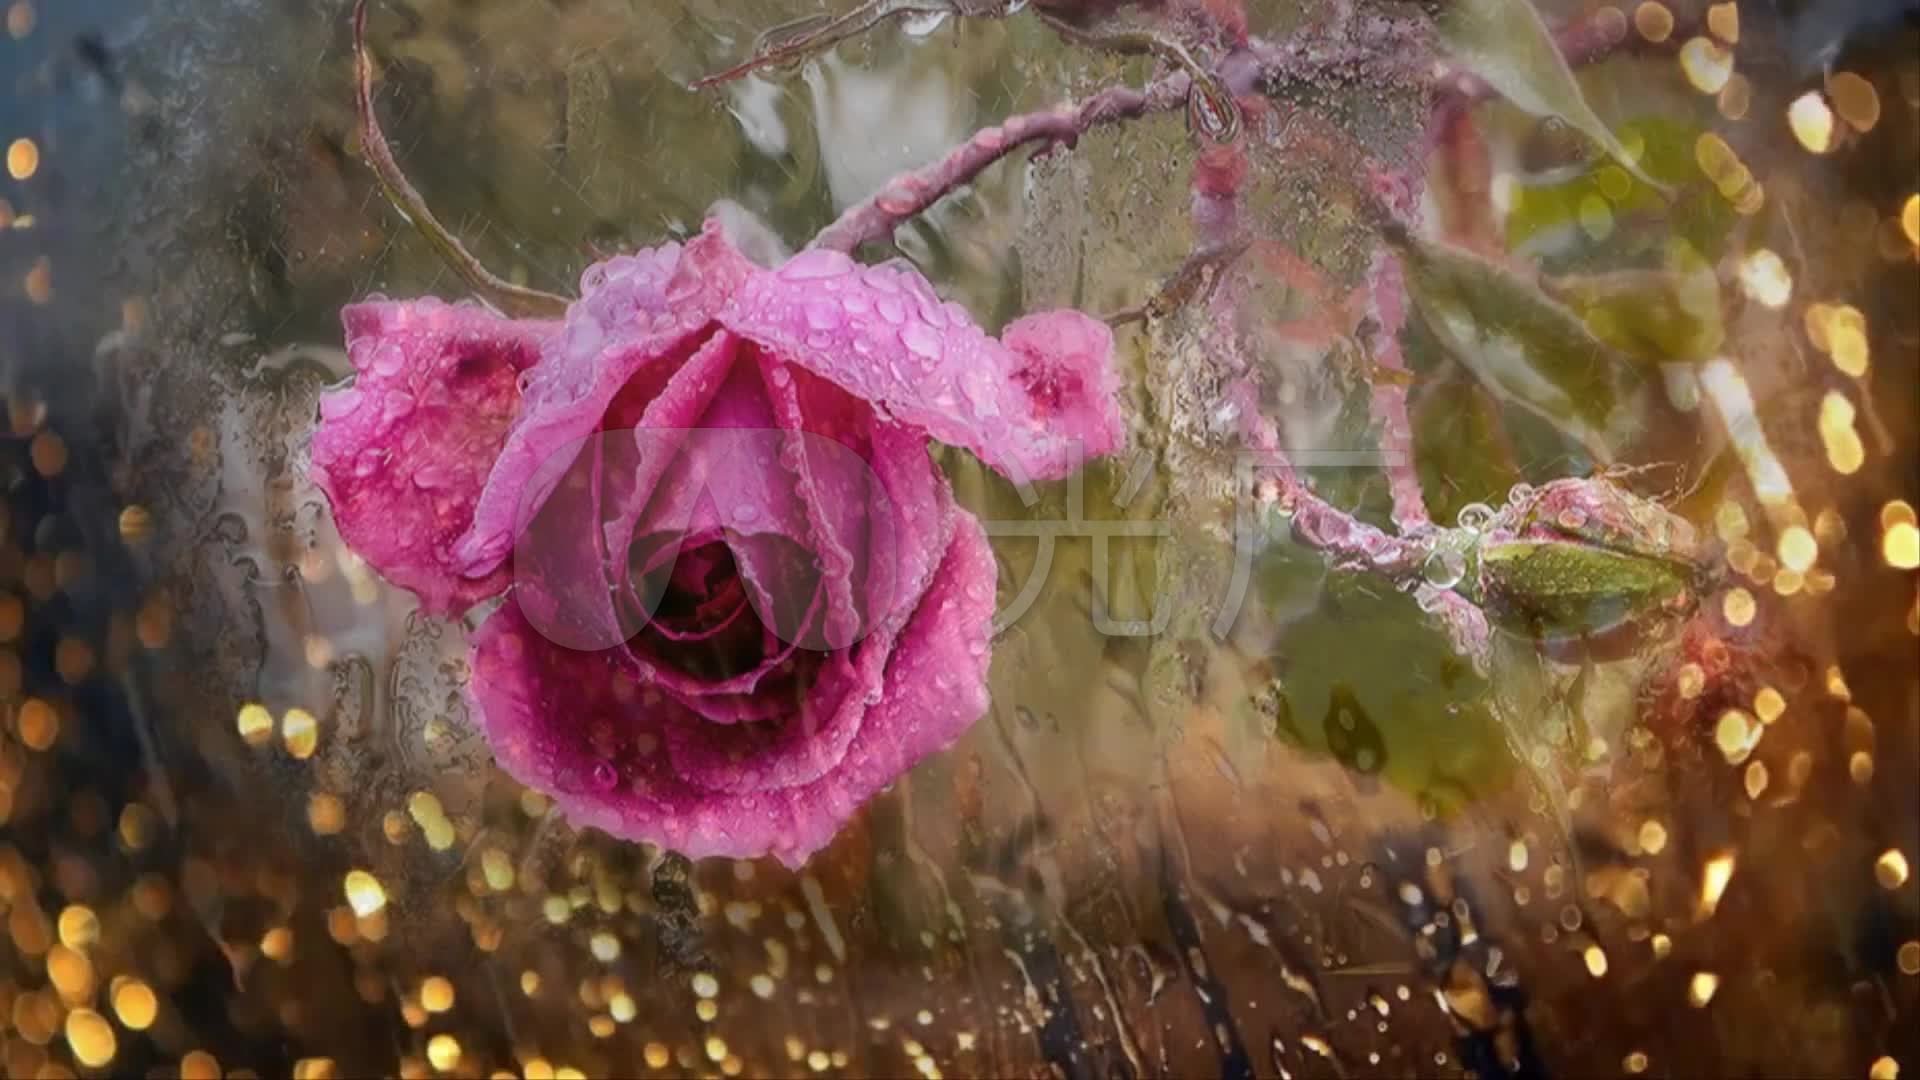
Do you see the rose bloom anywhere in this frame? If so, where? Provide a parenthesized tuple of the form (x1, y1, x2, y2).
(311, 219, 1122, 867)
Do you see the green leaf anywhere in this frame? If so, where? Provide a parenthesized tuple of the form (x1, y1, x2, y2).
(1544, 241, 1725, 364)
(1435, 0, 1673, 197)
(1502, 117, 1734, 259)
(1387, 226, 1650, 464)
(1246, 560, 1516, 814)
(1413, 368, 1522, 526)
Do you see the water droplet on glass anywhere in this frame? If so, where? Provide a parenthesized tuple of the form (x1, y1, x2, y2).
(1456, 502, 1496, 532)
(1422, 548, 1467, 589)
(901, 10, 951, 37)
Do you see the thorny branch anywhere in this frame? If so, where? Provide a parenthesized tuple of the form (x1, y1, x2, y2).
(810, 73, 1192, 253)
(350, 0, 1692, 665)
(351, 0, 570, 318)
(682, 0, 1688, 661)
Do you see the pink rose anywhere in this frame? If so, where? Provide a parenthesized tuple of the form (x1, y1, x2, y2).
(310, 219, 1123, 866)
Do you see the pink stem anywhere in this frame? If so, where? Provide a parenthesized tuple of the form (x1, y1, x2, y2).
(808, 73, 1191, 254)
(1365, 249, 1429, 532)
(1234, 407, 1426, 580)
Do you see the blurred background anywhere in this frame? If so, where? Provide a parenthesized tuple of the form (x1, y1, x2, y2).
(0, 0, 1915, 1077)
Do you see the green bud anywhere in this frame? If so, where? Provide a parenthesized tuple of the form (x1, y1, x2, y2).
(1458, 479, 1720, 641)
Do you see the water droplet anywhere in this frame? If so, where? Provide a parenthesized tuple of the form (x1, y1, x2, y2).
(768, 365, 792, 387)
(381, 391, 416, 423)
(591, 762, 619, 790)
(901, 11, 951, 37)
(876, 296, 908, 325)
(1556, 508, 1588, 532)
(805, 301, 842, 332)
(1507, 483, 1535, 506)
(319, 389, 364, 421)
(666, 270, 702, 305)
(568, 318, 605, 361)
(781, 249, 854, 281)
(368, 344, 405, 378)
(1456, 502, 1496, 532)
(733, 503, 760, 525)
(1422, 548, 1467, 589)
(959, 368, 998, 416)
(900, 323, 940, 360)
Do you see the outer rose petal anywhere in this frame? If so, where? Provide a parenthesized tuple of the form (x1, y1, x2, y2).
(707, 227, 1126, 482)
(457, 240, 752, 576)
(311, 300, 554, 614)
(468, 510, 995, 869)
(756, 510, 997, 866)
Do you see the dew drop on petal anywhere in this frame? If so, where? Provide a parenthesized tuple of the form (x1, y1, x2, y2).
(899, 322, 940, 360)
(369, 344, 405, 377)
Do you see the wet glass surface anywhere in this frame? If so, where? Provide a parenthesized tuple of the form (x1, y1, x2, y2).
(0, 0, 1916, 1077)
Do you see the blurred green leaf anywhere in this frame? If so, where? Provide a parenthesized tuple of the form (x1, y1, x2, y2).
(1413, 368, 1522, 526)
(1249, 558, 1515, 815)
(1435, 0, 1671, 195)
(1545, 240, 1724, 364)
(1388, 226, 1650, 464)
(1503, 117, 1734, 262)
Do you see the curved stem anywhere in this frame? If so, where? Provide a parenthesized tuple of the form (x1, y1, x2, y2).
(690, 0, 970, 89)
(352, 0, 569, 319)
(808, 72, 1190, 253)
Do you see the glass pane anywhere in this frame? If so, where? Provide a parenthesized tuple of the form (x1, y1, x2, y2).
(1, 0, 1914, 1077)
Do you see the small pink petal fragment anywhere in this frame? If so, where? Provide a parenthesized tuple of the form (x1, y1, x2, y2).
(311, 300, 553, 614)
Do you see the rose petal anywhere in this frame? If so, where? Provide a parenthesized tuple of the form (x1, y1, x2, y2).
(759, 357, 877, 650)
(458, 240, 754, 577)
(507, 431, 624, 652)
(630, 352, 813, 547)
(758, 511, 996, 866)
(311, 300, 553, 614)
(502, 326, 738, 652)
(862, 419, 954, 635)
(711, 225, 1126, 482)
(469, 509, 996, 868)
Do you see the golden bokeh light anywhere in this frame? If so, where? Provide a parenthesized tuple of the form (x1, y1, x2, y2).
(6, 137, 37, 180)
